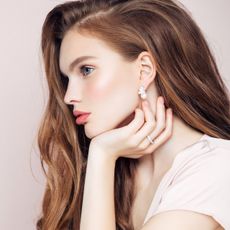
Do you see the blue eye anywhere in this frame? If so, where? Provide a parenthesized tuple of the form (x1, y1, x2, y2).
(80, 65, 94, 77)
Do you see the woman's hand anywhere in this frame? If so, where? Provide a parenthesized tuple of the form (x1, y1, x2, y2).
(88, 96, 173, 161)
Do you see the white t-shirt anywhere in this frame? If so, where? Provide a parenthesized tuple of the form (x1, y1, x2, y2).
(143, 134, 230, 229)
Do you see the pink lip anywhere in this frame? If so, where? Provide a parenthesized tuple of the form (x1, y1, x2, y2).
(76, 113, 90, 125)
(73, 110, 90, 117)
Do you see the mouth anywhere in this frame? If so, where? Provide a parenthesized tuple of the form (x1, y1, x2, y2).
(75, 113, 91, 125)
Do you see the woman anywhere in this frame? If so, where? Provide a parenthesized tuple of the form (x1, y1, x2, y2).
(36, 0, 230, 229)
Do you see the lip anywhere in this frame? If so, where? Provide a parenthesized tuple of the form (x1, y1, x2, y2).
(73, 110, 91, 117)
(75, 113, 90, 125)
(73, 110, 91, 125)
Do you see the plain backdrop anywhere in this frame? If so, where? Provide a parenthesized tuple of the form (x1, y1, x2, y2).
(0, 0, 229, 229)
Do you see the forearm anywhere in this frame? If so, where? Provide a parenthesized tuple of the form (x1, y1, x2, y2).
(80, 150, 117, 230)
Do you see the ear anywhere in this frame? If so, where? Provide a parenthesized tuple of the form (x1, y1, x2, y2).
(137, 51, 157, 89)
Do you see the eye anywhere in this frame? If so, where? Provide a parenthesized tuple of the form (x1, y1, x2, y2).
(80, 65, 94, 77)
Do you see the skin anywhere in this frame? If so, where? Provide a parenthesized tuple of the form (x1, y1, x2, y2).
(59, 29, 221, 229)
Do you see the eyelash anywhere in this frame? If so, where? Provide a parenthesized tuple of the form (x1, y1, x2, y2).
(79, 65, 94, 77)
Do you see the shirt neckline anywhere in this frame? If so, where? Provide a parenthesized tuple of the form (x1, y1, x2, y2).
(142, 133, 209, 225)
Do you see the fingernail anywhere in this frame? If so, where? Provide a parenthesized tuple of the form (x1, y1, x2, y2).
(142, 100, 148, 106)
(159, 97, 164, 104)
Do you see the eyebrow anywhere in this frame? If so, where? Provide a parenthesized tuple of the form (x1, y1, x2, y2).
(60, 55, 97, 75)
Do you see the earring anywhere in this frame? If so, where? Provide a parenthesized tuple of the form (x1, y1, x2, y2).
(138, 85, 147, 100)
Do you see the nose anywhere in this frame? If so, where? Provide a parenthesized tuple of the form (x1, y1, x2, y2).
(64, 93, 79, 105)
(64, 80, 82, 105)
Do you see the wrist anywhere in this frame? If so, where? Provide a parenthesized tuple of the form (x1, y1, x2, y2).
(88, 147, 117, 165)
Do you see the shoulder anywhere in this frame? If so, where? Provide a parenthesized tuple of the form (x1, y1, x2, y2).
(174, 134, 230, 180)
(168, 135, 230, 193)
(141, 210, 221, 230)
(141, 135, 230, 230)
(197, 135, 230, 177)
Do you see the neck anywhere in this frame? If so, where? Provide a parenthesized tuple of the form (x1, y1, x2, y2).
(153, 115, 203, 169)
(135, 114, 204, 192)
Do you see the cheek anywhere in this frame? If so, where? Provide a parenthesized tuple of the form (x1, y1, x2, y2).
(86, 71, 120, 101)
(87, 80, 109, 100)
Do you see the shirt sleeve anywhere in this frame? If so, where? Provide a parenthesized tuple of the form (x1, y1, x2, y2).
(154, 148, 230, 230)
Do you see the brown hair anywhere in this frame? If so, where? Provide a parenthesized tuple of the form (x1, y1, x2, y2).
(36, 0, 230, 229)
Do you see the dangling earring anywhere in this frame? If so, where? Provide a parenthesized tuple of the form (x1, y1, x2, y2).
(138, 85, 147, 100)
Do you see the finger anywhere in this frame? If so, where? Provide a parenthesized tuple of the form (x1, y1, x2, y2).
(132, 96, 164, 148)
(143, 96, 166, 142)
(124, 108, 145, 135)
(144, 108, 173, 154)
(127, 100, 156, 149)
(142, 100, 155, 123)
(124, 98, 156, 136)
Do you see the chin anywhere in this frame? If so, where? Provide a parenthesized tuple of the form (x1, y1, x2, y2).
(83, 123, 98, 139)
(83, 110, 136, 139)
(83, 122, 111, 139)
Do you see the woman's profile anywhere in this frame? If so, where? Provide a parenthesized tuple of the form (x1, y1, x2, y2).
(36, 0, 230, 229)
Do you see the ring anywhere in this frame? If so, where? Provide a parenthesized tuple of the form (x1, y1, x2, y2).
(147, 135, 155, 144)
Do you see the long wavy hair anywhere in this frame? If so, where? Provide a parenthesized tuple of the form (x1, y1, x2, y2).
(36, 0, 230, 229)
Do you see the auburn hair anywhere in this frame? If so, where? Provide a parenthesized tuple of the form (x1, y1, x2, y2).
(36, 0, 230, 229)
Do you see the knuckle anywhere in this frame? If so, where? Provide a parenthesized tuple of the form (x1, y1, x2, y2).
(137, 144, 145, 151)
(145, 147, 153, 154)
(127, 139, 137, 148)
(157, 122, 165, 132)
(148, 121, 155, 129)
(164, 124, 173, 135)
(166, 128, 173, 137)
(138, 113, 145, 126)
(139, 110, 144, 118)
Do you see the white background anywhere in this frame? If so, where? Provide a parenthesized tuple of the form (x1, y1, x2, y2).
(0, 1, 229, 229)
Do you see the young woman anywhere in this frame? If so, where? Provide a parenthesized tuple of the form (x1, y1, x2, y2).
(36, 0, 230, 229)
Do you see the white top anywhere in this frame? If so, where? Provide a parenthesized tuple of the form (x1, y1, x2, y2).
(143, 134, 230, 229)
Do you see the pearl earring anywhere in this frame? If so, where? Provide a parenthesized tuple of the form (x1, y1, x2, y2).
(138, 85, 147, 100)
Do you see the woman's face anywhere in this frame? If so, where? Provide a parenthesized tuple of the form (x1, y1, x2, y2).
(59, 30, 142, 139)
